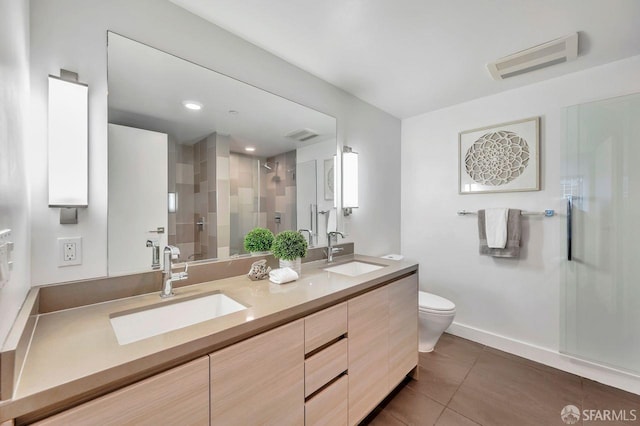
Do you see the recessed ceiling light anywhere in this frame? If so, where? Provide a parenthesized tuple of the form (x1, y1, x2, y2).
(245, 146, 256, 152)
(228, 110, 239, 115)
(182, 101, 203, 110)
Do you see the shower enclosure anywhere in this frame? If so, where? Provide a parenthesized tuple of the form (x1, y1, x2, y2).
(561, 92, 640, 373)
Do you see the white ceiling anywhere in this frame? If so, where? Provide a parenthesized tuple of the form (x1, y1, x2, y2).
(108, 33, 335, 157)
(170, 0, 640, 119)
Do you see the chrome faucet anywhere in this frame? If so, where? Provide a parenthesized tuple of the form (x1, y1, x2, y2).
(161, 245, 188, 298)
(146, 240, 161, 270)
(298, 229, 314, 247)
(327, 231, 345, 263)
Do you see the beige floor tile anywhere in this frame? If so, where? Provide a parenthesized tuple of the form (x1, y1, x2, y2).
(367, 335, 640, 426)
(582, 379, 640, 425)
(435, 409, 480, 426)
(410, 351, 473, 405)
(448, 350, 583, 426)
(385, 385, 445, 426)
(430, 334, 485, 368)
(363, 408, 408, 425)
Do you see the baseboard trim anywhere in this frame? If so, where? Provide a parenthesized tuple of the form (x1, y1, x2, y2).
(447, 322, 640, 395)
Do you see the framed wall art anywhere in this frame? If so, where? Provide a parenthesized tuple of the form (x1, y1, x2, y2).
(459, 116, 540, 194)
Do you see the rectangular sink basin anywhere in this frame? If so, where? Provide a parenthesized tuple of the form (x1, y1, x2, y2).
(324, 261, 385, 277)
(110, 292, 247, 345)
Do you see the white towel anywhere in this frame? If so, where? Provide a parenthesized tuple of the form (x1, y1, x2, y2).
(485, 208, 509, 248)
(269, 267, 299, 284)
(327, 208, 337, 233)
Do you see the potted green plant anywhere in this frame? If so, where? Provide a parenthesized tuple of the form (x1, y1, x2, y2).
(271, 230, 308, 275)
(243, 227, 275, 255)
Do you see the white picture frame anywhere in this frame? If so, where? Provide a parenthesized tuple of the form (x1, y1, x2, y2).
(459, 116, 540, 194)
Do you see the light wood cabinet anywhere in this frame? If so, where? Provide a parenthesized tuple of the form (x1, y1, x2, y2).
(304, 302, 347, 354)
(347, 285, 389, 425)
(31, 272, 417, 426)
(34, 357, 209, 426)
(305, 339, 348, 397)
(388, 275, 419, 389)
(347, 274, 419, 425)
(209, 320, 304, 425)
(305, 375, 348, 426)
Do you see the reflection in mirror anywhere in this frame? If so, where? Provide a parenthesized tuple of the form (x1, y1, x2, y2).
(107, 32, 337, 275)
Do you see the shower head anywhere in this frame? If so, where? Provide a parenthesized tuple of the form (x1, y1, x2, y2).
(262, 161, 278, 171)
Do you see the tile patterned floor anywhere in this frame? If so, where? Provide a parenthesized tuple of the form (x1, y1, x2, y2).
(362, 333, 640, 425)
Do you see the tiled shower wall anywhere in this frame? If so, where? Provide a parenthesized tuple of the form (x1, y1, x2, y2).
(168, 140, 195, 261)
(169, 137, 297, 259)
(168, 134, 218, 262)
(229, 153, 266, 255)
(265, 150, 297, 234)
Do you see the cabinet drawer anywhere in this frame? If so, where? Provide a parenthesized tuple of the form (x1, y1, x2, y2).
(34, 357, 210, 426)
(305, 374, 348, 426)
(305, 338, 348, 397)
(305, 302, 347, 354)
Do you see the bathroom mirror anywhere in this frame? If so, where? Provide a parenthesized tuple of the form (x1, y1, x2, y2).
(107, 32, 337, 275)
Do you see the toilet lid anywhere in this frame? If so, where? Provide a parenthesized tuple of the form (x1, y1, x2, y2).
(419, 291, 455, 311)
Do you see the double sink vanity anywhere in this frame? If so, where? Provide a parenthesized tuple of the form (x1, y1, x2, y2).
(0, 250, 418, 425)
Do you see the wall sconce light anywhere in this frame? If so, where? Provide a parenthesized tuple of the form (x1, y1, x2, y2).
(168, 192, 178, 213)
(342, 146, 358, 216)
(48, 70, 88, 224)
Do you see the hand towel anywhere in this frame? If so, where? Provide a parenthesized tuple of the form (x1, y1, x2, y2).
(478, 209, 522, 258)
(327, 208, 337, 233)
(269, 267, 299, 284)
(485, 208, 509, 248)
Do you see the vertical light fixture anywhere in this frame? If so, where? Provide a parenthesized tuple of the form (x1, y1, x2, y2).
(342, 146, 358, 216)
(48, 70, 88, 224)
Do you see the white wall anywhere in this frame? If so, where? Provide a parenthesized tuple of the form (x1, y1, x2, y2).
(297, 139, 337, 247)
(0, 0, 31, 344)
(402, 55, 640, 390)
(28, 0, 401, 286)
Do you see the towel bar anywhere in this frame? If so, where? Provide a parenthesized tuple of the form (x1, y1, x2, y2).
(457, 209, 555, 217)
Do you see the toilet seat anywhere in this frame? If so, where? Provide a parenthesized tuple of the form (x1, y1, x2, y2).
(419, 291, 455, 313)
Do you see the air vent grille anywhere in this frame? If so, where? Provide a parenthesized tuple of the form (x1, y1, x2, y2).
(487, 33, 578, 80)
(286, 128, 319, 142)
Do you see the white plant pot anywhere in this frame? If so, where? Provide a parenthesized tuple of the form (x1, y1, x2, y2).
(279, 258, 302, 276)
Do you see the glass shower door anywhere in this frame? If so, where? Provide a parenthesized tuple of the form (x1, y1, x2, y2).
(561, 92, 640, 373)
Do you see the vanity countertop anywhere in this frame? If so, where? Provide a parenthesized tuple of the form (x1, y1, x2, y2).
(0, 254, 418, 422)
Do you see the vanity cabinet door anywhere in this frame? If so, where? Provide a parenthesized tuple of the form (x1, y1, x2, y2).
(209, 320, 304, 425)
(347, 285, 389, 425)
(34, 356, 209, 426)
(388, 274, 419, 390)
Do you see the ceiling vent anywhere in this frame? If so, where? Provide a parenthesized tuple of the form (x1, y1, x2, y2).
(286, 128, 319, 142)
(487, 33, 579, 80)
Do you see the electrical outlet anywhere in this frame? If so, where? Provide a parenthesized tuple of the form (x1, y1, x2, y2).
(58, 237, 82, 267)
(64, 242, 76, 261)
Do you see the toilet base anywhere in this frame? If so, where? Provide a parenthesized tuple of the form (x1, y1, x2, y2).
(418, 310, 455, 354)
(418, 345, 435, 353)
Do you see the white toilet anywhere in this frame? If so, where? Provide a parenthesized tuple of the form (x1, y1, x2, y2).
(418, 291, 456, 352)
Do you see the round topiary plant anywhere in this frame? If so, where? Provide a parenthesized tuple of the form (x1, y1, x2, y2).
(271, 230, 308, 261)
(243, 227, 275, 253)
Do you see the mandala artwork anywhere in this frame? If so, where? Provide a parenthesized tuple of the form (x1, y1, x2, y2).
(464, 130, 530, 186)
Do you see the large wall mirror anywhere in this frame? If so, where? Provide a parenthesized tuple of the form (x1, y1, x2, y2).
(107, 32, 338, 275)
